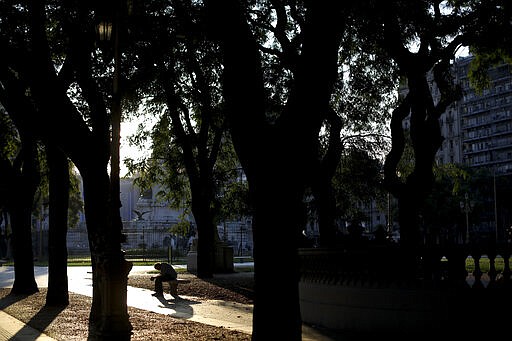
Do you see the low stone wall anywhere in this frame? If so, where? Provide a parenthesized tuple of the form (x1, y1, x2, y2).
(300, 281, 452, 332)
(298, 246, 512, 334)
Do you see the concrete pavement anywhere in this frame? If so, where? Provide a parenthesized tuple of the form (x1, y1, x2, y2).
(0, 264, 338, 340)
(67, 265, 254, 334)
(0, 310, 57, 340)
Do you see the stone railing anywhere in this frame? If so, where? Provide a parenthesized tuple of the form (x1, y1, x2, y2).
(298, 243, 512, 334)
(298, 242, 512, 288)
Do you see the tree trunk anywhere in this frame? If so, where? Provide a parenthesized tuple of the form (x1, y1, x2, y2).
(81, 167, 132, 340)
(313, 110, 343, 246)
(45, 144, 70, 306)
(311, 173, 338, 247)
(0, 157, 38, 295)
(9, 204, 38, 295)
(188, 167, 216, 278)
(192, 201, 216, 279)
(206, 2, 343, 339)
(250, 172, 303, 340)
(10, 141, 40, 295)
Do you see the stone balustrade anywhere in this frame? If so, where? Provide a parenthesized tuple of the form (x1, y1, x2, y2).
(298, 242, 512, 334)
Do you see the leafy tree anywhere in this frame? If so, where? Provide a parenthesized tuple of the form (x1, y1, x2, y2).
(419, 163, 469, 244)
(206, 1, 511, 337)
(216, 167, 251, 224)
(68, 168, 85, 229)
(0, 73, 42, 295)
(463, 0, 512, 91)
(364, 1, 472, 269)
(1, 1, 134, 337)
(206, 1, 348, 339)
(373, 1, 511, 267)
(123, 0, 241, 277)
(333, 147, 384, 228)
(30, 147, 83, 306)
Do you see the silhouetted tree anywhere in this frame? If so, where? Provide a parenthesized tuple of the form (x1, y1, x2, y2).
(206, 1, 347, 339)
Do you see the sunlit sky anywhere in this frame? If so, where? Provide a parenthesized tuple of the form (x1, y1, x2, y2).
(120, 115, 155, 177)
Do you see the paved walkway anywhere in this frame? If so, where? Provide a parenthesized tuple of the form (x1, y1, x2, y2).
(0, 264, 337, 340)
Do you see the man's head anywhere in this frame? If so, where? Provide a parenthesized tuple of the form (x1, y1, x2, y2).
(154, 263, 162, 270)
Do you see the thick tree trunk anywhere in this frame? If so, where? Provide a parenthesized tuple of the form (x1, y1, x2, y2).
(250, 173, 303, 340)
(45, 144, 70, 306)
(314, 111, 343, 246)
(9, 205, 38, 295)
(0, 158, 38, 295)
(312, 174, 338, 247)
(192, 203, 216, 279)
(10, 142, 40, 295)
(207, 2, 343, 339)
(81, 167, 132, 340)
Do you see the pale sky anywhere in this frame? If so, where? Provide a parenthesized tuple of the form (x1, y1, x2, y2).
(120, 114, 155, 177)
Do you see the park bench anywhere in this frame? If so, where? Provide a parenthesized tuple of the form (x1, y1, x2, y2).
(166, 278, 191, 297)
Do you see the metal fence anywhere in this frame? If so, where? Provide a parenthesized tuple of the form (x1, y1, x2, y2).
(122, 226, 190, 263)
(27, 219, 253, 262)
(30, 224, 190, 263)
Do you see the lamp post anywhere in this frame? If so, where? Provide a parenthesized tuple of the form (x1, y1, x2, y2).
(460, 193, 474, 244)
(97, 12, 122, 235)
(239, 223, 244, 257)
(93, 7, 133, 339)
(493, 170, 498, 243)
(96, 21, 112, 41)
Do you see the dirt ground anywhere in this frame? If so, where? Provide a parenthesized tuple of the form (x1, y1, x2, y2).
(0, 271, 254, 340)
(128, 271, 254, 305)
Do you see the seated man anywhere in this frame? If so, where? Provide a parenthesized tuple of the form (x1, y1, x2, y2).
(150, 262, 177, 297)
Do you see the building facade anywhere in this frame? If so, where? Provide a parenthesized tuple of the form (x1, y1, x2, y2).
(437, 56, 512, 175)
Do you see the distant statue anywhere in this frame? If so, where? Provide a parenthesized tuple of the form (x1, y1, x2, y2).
(133, 209, 151, 221)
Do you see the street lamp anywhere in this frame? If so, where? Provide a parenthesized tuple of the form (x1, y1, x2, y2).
(96, 13, 122, 234)
(96, 21, 113, 41)
(239, 223, 244, 257)
(460, 193, 474, 243)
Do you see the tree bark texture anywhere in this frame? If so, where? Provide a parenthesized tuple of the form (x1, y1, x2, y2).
(81, 167, 133, 340)
(10, 141, 40, 295)
(46, 143, 70, 306)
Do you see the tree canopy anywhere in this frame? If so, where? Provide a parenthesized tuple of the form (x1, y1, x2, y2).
(1, 0, 511, 339)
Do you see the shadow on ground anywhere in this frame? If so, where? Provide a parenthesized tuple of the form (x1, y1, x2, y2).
(154, 295, 200, 318)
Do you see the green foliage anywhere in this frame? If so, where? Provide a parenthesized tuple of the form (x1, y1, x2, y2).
(169, 217, 192, 237)
(433, 162, 469, 196)
(461, 0, 512, 92)
(0, 107, 20, 160)
(1, 0, 510, 254)
(420, 163, 467, 233)
(333, 147, 383, 222)
(217, 171, 250, 223)
(468, 51, 512, 93)
(122, 1, 246, 229)
(68, 166, 84, 229)
(30, 147, 83, 229)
